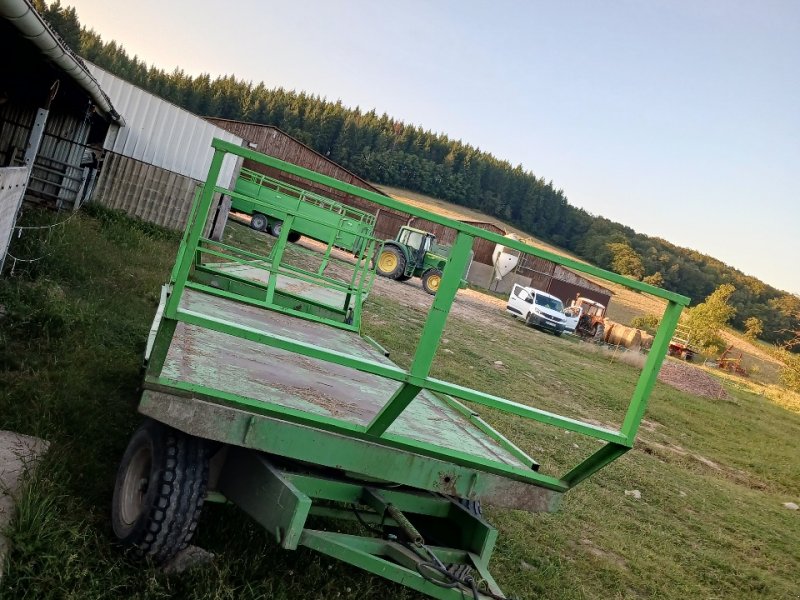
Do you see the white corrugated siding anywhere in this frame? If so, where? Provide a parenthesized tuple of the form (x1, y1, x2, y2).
(86, 62, 242, 187)
(0, 166, 28, 268)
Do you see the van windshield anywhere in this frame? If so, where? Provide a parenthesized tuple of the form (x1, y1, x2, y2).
(535, 295, 563, 312)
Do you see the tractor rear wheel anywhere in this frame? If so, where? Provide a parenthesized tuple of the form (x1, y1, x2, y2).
(375, 246, 406, 279)
(111, 420, 210, 564)
(421, 269, 442, 295)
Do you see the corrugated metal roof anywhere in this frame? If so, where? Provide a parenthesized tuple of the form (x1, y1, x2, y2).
(87, 63, 243, 185)
(0, 0, 121, 123)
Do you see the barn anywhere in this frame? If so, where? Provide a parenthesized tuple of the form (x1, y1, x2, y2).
(0, 0, 121, 269)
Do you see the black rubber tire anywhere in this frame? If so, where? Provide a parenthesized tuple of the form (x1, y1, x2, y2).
(594, 323, 605, 343)
(525, 312, 536, 328)
(269, 220, 282, 237)
(287, 231, 301, 243)
(111, 420, 210, 564)
(396, 274, 412, 281)
(250, 213, 268, 231)
(375, 246, 406, 279)
(555, 331, 563, 337)
(421, 269, 443, 295)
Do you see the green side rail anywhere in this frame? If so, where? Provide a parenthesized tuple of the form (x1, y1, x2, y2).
(156, 137, 690, 493)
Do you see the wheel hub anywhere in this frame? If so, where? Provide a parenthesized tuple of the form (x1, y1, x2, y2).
(378, 251, 398, 272)
(119, 446, 151, 527)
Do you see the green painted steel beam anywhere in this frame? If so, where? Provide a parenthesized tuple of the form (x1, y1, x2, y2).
(173, 307, 409, 382)
(422, 376, 628, 445)
(166, 150, 224, 317)
(145, 375, 569, 492)
(560, 442, 630, 488)
(138, 392, 569, 506)
(168, 305, 626, 445)
(365, 383, 423, 436)
(210, 138, 690, 305)
(217, 448, 311, 549)
(299, 531, 502, 600)
(286, 474, 453, 517)
(621, 300, 684, 444)
(437, 394, 539, 469)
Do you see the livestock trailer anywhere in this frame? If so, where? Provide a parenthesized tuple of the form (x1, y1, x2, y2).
(232, 167, 376, 254)
(111, 138, 690, 599)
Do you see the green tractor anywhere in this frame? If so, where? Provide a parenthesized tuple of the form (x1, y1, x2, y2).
(375, 226, 454, 294)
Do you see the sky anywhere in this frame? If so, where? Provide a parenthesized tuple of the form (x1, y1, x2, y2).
(68, 0, 799, 294)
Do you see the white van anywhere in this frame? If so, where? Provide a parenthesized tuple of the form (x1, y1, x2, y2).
(506, 284, 567, 336)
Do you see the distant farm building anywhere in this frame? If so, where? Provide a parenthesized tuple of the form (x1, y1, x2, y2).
(86, 64, 242, 230)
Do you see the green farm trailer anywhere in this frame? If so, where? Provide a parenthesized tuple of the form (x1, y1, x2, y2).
(111, 139, 690, 599)
(232, 167, 376, 254)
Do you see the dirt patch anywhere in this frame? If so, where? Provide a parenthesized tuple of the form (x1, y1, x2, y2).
(637, 438, 768, 490)
(658, 361, 728, 399)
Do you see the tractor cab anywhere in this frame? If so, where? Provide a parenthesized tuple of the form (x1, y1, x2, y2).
(397, 226, 436, 268)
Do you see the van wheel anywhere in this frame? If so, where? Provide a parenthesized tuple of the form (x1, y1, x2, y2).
(250, 213, 268, 231)
(111, 420, 210, 563)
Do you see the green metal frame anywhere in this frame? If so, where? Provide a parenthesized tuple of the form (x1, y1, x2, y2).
(147, 137, 690, 499)
(215, 447, 505, 599)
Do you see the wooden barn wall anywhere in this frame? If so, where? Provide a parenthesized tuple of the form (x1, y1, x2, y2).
(204, 120, 515, 262)
(205, 120, 383, 203)
(514, 254, 613, 307)
(516, 255, 556, 291)
(406, 217, 503, 265)
(548, 279, 612, 308)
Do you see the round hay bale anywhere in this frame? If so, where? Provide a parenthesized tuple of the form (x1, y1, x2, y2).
(606, 324, 642, 350)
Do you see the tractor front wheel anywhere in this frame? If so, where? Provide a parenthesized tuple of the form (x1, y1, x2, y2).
(375, 246, 406, 279)
(421, 269, 442, 295)
(111, 420, 210, 563)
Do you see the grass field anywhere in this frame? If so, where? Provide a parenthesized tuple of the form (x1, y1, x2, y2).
(1, 207, 799, 599)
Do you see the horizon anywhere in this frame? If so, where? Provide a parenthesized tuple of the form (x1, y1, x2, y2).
(66, 0, 799, 294)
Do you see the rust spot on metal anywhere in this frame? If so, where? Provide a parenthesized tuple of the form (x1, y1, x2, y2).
(436, 472, 459, 495)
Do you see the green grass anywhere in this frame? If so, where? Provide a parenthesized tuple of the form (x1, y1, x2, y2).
(1, 207, 799, 599)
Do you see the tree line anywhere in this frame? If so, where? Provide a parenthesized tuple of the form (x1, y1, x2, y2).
(34, 1, 800, 347)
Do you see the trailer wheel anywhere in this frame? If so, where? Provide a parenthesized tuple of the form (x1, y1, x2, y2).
(375, 246, 406, 279)
(250, 213, 268, 231)
(288, 231, 301, 243)
(269, 220, 282, 237)
(111, 420, 210, 563)
(421, 269, 442, 295)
